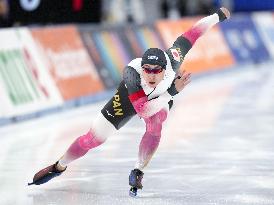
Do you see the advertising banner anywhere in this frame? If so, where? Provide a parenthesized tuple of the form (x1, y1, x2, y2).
(220, 14, 270, 64)
(80, 24, 165, 88)
(79, 26, 130, 88)
(0, 28, 63, 117)
(156, 18, 234, 73)
(252, 12, 274, 59)
(31, 25, 104, 100)
(124, 24, 166, 58)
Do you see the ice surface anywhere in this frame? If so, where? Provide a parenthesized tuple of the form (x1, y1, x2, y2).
(1, 64, 274, 205)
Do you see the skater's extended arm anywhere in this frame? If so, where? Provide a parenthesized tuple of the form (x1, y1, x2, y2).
(166, 7, 230, 71)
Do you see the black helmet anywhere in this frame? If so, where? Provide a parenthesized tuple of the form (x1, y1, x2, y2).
(141, 48, 167, 69)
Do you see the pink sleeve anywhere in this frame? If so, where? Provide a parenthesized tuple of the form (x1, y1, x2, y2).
(183, 13, 220, 45)
(131, 92, 172, 119)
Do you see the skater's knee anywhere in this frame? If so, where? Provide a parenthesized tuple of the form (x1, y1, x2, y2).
(78, 130, 106, 150)
(152, 109, 168, 123)
(156, 109, 168, 122)
(145, 110, 167, 135)
(145, 124, 163, 137)
(76, 114, 116, 150)
(91, 114, 116, 141)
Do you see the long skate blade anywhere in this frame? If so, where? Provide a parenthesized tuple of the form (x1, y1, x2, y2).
(28, 182, 35, 186)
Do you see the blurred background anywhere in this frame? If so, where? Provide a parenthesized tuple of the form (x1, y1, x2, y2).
(1, 0, 274, 26)
(0, 0, 274, 26)
(0, 0, 274, 123)
(1, 1, 274, 204)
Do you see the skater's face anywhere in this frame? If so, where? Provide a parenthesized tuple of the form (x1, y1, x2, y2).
(142, 64, 165, 88)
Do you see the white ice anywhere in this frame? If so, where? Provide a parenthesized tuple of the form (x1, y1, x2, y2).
(1, 63, 274, 205)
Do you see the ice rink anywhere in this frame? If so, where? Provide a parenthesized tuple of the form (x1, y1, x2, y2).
(1, 64, 274, 205)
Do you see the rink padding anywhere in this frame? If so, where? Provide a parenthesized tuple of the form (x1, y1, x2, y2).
(0, 12, 273, 125)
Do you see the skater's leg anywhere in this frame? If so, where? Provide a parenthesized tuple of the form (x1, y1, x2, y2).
(129, 109, 168, 193)
(58, 114, 116, 168)
(135, 109, 168, 170)
(29, 114, 117, 185)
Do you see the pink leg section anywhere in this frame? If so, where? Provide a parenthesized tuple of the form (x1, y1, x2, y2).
(60, 130, 105, 165)
(137, 109, 167, 169)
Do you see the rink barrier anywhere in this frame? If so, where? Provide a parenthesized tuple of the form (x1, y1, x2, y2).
(0, 12, 274, 126)
(0, 89, 114, 126)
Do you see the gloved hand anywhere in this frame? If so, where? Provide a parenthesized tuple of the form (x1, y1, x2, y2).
(167, 70, 191, 96)
(217, 7, 231, 22)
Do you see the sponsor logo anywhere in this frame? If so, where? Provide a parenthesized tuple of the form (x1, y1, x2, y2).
(113, 94, 123, 116)
(147, 55, 158, 60)
(106, 110, 114, 118)
(170, 48, 182, 62)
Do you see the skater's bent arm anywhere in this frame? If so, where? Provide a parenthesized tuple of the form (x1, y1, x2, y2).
(123, 66, 172, 118)
(166, 8, 229, 71)
(129, 92, 172, 119)
(134, 70, 192, 118)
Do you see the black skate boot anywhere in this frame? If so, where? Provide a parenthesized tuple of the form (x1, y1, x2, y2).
(28, 161, 66, 185)
(129, 169, 144, 197)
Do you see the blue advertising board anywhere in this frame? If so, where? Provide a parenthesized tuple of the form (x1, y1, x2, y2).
(252, 12, 274, 58)
(220, 14, 270, 64)
(214, 0, 274, 12)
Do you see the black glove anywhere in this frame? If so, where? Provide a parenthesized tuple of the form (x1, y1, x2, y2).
(217, 8, 227, 22)
(167, 76, 180, 96)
